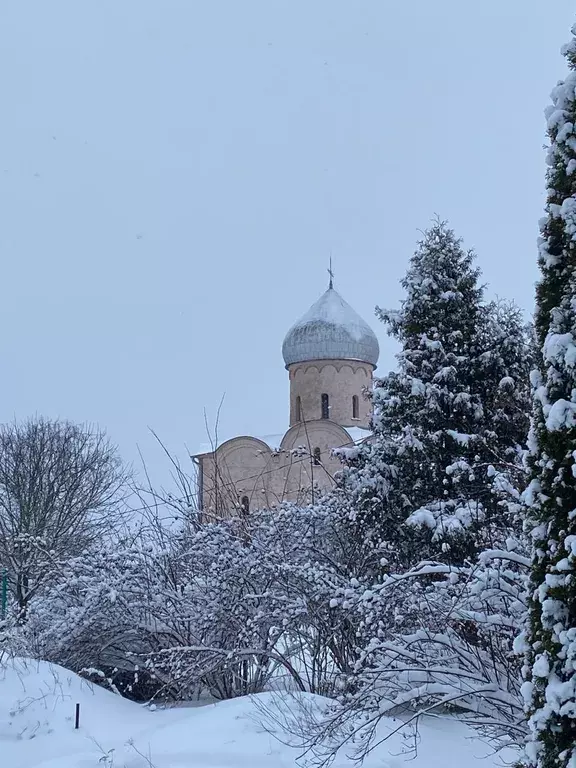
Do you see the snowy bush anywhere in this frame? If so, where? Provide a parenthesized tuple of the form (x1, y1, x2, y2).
(23, 504, 360, 703)
(284, 541, 530, 766)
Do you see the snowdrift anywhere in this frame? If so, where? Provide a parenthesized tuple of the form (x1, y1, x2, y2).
(0, 657, 517, 767)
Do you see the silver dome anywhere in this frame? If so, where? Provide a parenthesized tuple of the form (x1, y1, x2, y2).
(282, 287, 379, 368)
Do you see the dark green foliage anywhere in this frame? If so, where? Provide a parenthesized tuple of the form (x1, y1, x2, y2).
(522, 26, 576, 768)
(335, 220, 531, 572)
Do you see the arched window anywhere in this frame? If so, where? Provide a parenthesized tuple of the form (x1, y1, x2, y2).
(313, 447, 321, 465)
(352, 394, 359, 419)
(241, 495, 250, 514)
(295, 395, 302, 422)
(321, 393, 329, 419)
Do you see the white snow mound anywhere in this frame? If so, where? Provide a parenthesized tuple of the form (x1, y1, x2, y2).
(0, 657, 517, 767)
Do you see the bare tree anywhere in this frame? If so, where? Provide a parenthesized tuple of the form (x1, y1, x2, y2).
(0, 417, 129, 611)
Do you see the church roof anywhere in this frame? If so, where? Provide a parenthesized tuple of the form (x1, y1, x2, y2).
(282, 287, 380, 368)
(194, 425, 371, 456)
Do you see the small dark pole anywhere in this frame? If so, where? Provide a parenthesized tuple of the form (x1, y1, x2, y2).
(1, 569, 7, 620)
(75, 703, 80, 729)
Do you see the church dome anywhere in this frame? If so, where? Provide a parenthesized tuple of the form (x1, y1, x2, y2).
(282, 287, 379, 368)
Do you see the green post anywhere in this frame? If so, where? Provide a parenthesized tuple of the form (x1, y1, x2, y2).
(1, 568, 7, 620)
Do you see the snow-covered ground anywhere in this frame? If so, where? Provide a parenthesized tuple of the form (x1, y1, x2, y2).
(1, 658, 517, 768)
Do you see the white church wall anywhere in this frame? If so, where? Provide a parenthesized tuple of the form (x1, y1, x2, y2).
(198, 421, 358, 520)
(289, 359, 373, 428)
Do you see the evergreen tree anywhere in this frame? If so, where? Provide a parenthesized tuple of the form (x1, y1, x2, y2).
(474, 300, 533, 466)
(469, 300, 533, 540)
(340, 219, 531, 570)
(523, 27, 576, 768)
(377, 219, 486, 563)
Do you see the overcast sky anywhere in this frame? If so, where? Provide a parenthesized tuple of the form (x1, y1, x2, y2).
(0, 1, 573, 487)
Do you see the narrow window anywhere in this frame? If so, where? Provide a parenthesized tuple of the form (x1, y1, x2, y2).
(321, 393, 329, 419)
(313, 447, 321, 465)
(241, 495, 250, 514)
(295, 395, 302, 422)
(352, 394, 359, 419)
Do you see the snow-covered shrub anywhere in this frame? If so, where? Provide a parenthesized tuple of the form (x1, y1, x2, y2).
(140, 517, 285, 700)
(23, 506, 357, 703)
(0, 610, 28, 665)
(141, 502, 365, 701)
(24, 543, 167, 700)
(290, 543, 530, 766)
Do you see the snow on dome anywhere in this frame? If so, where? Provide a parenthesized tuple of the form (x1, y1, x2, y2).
(282, 287, 380, 368)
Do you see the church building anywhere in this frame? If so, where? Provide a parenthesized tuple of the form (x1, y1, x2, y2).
(195, 279, 380, 519)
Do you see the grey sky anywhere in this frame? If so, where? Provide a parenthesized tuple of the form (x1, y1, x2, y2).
(0, 1, 573, 486)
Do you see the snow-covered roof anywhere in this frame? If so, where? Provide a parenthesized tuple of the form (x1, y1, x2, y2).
(344, 426, 372, 444)
(194, 426, 371, 456)
(282, 287, 379, 368)
(194, 432, 285, 456)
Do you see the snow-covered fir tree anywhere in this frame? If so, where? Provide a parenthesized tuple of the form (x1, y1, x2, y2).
(522, 27, 576, 768)
(339, 220, 531, 570)
(475, 300, 533, 465)
(469, 299, 533, 540)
